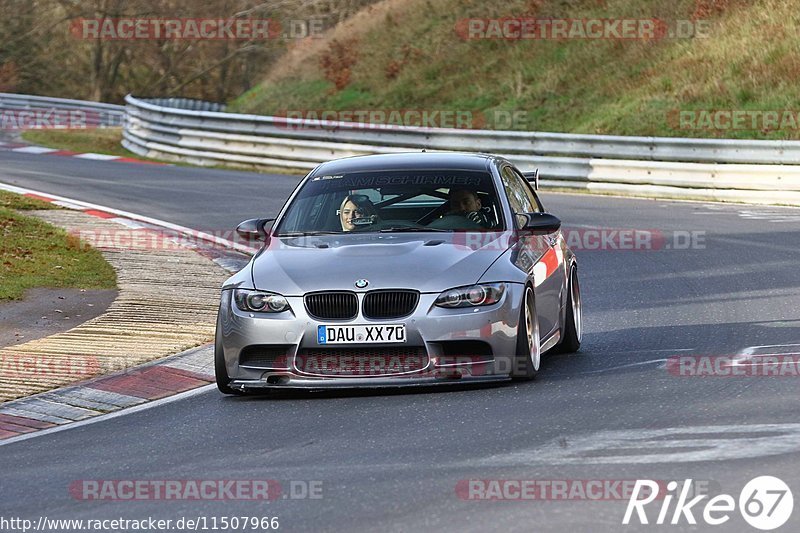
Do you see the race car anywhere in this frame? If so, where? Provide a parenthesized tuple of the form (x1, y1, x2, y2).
(215, 152, 581, 393)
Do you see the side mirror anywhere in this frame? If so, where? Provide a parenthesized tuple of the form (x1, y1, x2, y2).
(236, 218, 274, 241)
(523, 169, 540, 191)
(516, 212, 561, 234)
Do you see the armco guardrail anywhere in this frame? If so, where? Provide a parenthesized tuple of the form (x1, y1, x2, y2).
(136, 97, 226, 113)
(0, 93, 124, 128)
(123, 94, 800, 205)
(4, 92, 796, 206)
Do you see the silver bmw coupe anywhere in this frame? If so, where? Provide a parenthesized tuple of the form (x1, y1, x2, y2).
(215, 152, 581, 393)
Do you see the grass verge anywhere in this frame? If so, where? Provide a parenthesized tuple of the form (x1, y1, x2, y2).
(0, 191, 117, 301)
(20, 128, 309, 176)
(21, 128, 134, 157)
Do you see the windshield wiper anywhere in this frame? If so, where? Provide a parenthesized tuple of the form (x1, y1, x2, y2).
(378, 226, 452, 233)
(276, 231, 341, 237)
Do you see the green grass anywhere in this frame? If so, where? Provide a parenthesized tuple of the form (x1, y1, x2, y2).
(229, 0, 800, 139)
(0, 191, 117, 301)
(0, 190, 58, 211)
(20, 128, 309, 175)
(21, 128, 134, 157)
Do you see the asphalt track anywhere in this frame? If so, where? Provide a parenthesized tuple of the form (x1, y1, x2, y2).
(1, 149, 799, 532)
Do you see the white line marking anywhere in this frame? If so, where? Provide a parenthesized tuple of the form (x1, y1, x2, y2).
(732, 343, 800, 366)
(741, 344, 800, 351)
(73, 153, 121, 161)
(472, 423, 800, 465)
(51, 200, 88, 210)
(567, 358, 669, 375)
(13, 146, 58, 154)
(0, 384, 215, 447)
(110, 217, 146, 229)
(551, 349, 694, 376)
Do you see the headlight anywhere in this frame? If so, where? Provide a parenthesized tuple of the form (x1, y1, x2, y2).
(435, 283, 506, 308)
(233, 289, 290, 313)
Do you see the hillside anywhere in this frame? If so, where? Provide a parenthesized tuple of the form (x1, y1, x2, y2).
(229, 0, 800, 139)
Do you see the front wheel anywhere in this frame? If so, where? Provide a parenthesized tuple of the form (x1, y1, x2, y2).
(512, 285, 540, 380)
(554, 265, 582, 354)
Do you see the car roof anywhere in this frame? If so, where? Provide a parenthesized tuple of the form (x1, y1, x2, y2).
(308, 152, 505, 176)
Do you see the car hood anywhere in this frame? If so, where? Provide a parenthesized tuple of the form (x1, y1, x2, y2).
(251, 232, 510, 295)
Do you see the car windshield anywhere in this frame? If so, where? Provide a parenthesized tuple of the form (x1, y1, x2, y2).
(276, 169, 505, 235)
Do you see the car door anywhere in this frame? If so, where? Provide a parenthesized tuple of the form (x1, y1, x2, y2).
(499, 165, 564, 339)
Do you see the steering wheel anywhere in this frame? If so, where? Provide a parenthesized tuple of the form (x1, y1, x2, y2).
(416, 202, 451, 225)
(427, 214, 484, 230)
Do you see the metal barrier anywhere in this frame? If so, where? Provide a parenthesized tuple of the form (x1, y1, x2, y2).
(130, 97, 226, 113)
(122, 95, 800, 205)
(0, 93, 124, 128)
(4, 92, 799, 206)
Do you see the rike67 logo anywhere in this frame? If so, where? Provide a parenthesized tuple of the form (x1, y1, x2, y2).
(624, 476, 793, 530)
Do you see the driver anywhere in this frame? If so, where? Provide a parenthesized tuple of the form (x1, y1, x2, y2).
(448, 188, 491, 228)
(339, 194, 378, 231)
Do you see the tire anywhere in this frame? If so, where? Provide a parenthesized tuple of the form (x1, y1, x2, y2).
(554, 265, 582, 354)
(512, 285, 541, 381)
(214, 324, 243, 395)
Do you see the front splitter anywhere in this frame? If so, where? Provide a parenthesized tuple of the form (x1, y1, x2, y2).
(229, 373, 510, 391)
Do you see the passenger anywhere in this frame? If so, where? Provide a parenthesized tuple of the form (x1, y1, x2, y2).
(448, 188, 491, 228)
(339, 194, 378, 231)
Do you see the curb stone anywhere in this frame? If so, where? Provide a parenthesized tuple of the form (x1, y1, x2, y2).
(0, 344, 214, 441)
(0, 185, 253, 440)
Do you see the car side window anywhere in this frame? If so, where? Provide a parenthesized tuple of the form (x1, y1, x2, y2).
(500, 166, 535, 228)
(511, 169, 543, 213)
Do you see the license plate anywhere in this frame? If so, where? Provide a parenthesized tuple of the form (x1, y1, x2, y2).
(317, 324, 406, 344)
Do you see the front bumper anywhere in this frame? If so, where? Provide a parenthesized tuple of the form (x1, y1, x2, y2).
(228, 374, 510, 391)
(216, 284, 525, 391)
